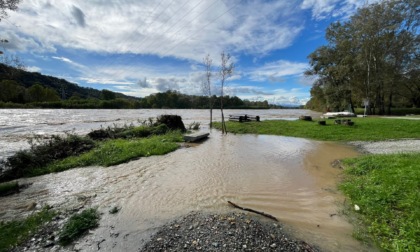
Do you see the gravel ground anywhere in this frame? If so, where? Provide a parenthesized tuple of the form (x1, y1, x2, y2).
(141, 212, 319, 252)
(349, 139, 420, 154)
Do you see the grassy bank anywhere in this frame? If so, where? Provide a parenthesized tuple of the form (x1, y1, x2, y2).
(0, 207, 56, 252)
(340, 153, 420, 251)
(213, 117, 420, 141)
(35, 132, 182, 176)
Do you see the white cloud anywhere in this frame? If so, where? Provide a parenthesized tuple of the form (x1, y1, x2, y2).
(301, 0, 379, 20)
(52, 56, 73, 64)
(234, 87, 310, 106)
(247, 60, 308, 83)
(79, 77, 135, 85)
(2, 0, 305, 61)
(26, 66, 41, 72)
(51, 56, 86, 69)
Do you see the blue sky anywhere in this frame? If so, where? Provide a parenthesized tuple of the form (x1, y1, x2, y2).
(0, 0, 376, 106)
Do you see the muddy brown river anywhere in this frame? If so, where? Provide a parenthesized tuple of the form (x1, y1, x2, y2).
(0, 109, 373, 251)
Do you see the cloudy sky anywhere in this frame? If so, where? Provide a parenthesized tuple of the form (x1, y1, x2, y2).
(1, 0, 375, 106)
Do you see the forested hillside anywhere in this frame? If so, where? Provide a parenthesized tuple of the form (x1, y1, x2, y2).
(0, 63, 136, 102)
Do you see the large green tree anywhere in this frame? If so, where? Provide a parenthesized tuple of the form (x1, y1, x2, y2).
(306, 0, 419, 114)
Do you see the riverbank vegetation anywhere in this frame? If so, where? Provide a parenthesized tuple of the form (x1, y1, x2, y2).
(0, 207, 56, 252)
(0, 115, 185, 183)
(340, 153, 420, 251)
(213, 117, 420, 141)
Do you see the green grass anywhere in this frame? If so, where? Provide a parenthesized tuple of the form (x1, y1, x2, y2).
(0, 181, 19, 196)
(0, 207, 56, 252)
(340, 153, 420, 251)
(59, 208, 100, 246)
(213, 118, 420, 141)
(29, 132, 183, 176)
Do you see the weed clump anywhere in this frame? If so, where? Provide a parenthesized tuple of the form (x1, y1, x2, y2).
(59, 208, 100, 246)
(188, 121, 201, 130)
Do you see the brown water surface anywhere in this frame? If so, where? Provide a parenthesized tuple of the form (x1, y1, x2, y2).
(0, 132, 369, 251)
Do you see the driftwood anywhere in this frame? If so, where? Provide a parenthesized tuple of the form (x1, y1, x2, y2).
(227, 201, 278, 222)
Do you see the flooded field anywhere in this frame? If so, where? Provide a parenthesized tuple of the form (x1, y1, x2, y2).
(0, 109, 371, 251)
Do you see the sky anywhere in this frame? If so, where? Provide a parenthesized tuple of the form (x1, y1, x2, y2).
(0, 0, 375, 106)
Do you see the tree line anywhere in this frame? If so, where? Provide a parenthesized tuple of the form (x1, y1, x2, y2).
(305, 0, 419, 115)
(0, 63, 271, 109)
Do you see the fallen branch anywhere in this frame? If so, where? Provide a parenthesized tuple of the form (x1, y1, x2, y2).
(227, 201, 278, 222)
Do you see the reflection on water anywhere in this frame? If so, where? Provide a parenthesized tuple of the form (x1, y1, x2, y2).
(0, 130, 369, 251)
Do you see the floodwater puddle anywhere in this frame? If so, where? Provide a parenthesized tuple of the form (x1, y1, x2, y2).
(0, 132, 370, 251)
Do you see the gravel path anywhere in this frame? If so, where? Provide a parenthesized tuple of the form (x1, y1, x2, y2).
(349, 139, 420, 154)
(141, 212, 319, 252)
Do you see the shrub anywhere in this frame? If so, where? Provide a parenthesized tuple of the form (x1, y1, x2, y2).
(156, 115, 186, 132)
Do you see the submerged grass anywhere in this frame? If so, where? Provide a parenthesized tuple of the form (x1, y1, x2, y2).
(0, 181, 19, 196)
(31, 132, 183, 176)
(0, 207, 56, 252)
(213, 117, 420, 141)
(340, 153, 420, 251)
(59, 208, 100, 246)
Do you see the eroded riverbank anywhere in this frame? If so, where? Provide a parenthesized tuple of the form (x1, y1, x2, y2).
(1, 131, 372, 251)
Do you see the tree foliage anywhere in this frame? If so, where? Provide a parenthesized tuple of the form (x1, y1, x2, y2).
(0, 0, 20, 21)
(306, 0, 420, 114)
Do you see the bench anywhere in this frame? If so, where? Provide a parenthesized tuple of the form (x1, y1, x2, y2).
(229, 114, 260, 122)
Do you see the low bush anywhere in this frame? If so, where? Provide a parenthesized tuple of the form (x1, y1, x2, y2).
(59, 208, 100, 246)
(156, 115, 186, 132)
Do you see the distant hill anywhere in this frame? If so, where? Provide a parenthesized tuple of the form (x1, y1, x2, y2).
(0, 63, 136, 101)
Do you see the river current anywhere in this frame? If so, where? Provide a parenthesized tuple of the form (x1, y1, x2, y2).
(0, 109, 371, 251)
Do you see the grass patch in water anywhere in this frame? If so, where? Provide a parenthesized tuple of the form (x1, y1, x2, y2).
(340, 153, 420, 251)
(0, 207, 56, 252)
(32, 132, 183, 175)
(213, 117, 420, 141)
(0, 181, 19, 196)
(59, 208, 100, 246)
